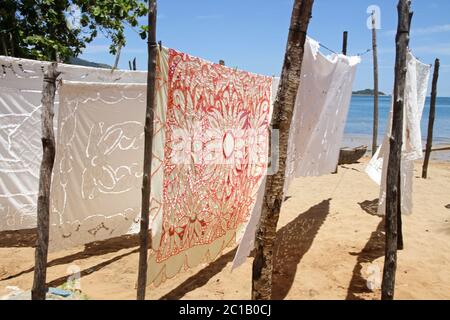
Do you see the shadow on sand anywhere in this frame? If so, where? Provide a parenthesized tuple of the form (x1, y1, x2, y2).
(46, 248, 139, 288)
(161, 199, 331, 300)
(0, 228, 37, 248)
(2, 201, 331, 299)
(0, 233, 142, 281)
(271, 199, 331, 300)
(345, 199, 385, 300)
(160, 247, 238, 300)
(358, 199, 380, 216)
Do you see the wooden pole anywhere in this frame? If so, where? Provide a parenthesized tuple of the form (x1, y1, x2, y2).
(128, 58, 137, 71)
(252, 0, 314, 300)
(381, 0, 412, 300)
(342, 31, 348, 55)
(1, 33, 8, 56)
(31, 62, 60, 300)
(136, 0, 157, 300)
(371, 11, 379, 156)
(333, 31, 349, 175)
(422, 59, 440, 179)
(112, 43, 123, 72)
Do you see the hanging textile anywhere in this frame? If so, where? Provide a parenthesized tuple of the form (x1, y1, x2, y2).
(232, 37, 361, 269)
(147, 48, 274, 286)
(49, 48, 167, 250)
(283, 37, 361, 193)
(0, 55, 146, 231)
(366, 52, 430, 216)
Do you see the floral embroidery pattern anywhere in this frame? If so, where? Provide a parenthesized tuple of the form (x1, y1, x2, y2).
(155, 49, 272, 263)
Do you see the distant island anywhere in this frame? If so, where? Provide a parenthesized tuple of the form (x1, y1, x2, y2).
(352, 89, 387, 96)
(68, 57, 112, 69)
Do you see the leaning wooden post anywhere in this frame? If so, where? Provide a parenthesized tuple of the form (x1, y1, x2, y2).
(342, 31, 348, 55)
(112, 42, 123, 72)
(1, 33, 8, 56)
(371, 11, 379, 156)
(422, 59, 440, 179)
(31, 63, 60, 300)
(252, 0, 314, 300)
(333, 31, 349, 175)
(381, 0, 412, 300)
(137, 0, 157, 300)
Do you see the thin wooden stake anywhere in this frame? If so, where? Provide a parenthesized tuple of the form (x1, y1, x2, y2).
(137, 0, 158, 300)
(371, 11, 379, 156)
(112, 43, 123, 72)
(252, 0, 314, 300)
(333, 31, 349, 175)
(381, 0, 412, 301)
(31, 62, 60, 300)
(1, 33, 8, 56)
(342, 31, 348, 55)
(422, 59, 440, 179)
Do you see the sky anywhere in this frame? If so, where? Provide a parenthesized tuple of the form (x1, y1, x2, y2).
(80, 0, 450, 96)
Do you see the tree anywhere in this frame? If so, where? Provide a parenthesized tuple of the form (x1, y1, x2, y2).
(0, 0, 149, 62)
(252, 0, 314, 300)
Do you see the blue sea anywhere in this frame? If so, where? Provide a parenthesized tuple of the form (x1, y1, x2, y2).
(343, 96, 450, 158)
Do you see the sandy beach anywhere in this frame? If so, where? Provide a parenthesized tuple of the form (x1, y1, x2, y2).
(1, 158, 449, 300)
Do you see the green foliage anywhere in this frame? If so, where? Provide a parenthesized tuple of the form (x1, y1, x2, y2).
(0, 0, 149, 62)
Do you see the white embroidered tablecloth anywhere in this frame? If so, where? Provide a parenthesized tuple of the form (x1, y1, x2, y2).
(366, 52, 431, 216)
(232, 37, 360, 269)
(0, 55, 146, 231)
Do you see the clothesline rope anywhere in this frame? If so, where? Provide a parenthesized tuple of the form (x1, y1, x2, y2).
(319, 42, 371, 57)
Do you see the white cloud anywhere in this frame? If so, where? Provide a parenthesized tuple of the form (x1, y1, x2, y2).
(122, 47, 146, 54)
(196, 14, 223, 20)
(83, 45, 146, 55)
(413, 24, 450, 35)
(83, 45, 110, 54)
(413, 44, 450, 56)
(384, 24, 450, 37)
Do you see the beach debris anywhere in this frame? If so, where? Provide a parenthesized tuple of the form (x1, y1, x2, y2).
(48, 287, 72, 297)
(1, 286, 23, 300)
(1, 285, 87, 300)
(445, 204, 450, 209)
(366, 264, 382, 291)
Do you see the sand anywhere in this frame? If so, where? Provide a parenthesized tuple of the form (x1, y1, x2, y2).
(1, 158, 449, 300)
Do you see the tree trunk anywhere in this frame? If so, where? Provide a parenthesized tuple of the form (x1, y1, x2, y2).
(112, 43, 123, 71)
(31, 63, 60, 300)
(1, 33, 8, 56)
(422, 59, 440, 179)
(252, 0, 314, 300)
(381, 0, 412, 301)
(342, 31, 348, 55)
(136, 0, 157, 300)
(371, 12, 379, 156)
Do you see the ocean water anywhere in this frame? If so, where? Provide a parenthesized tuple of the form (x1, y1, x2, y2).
(343, 96, 450, 154)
